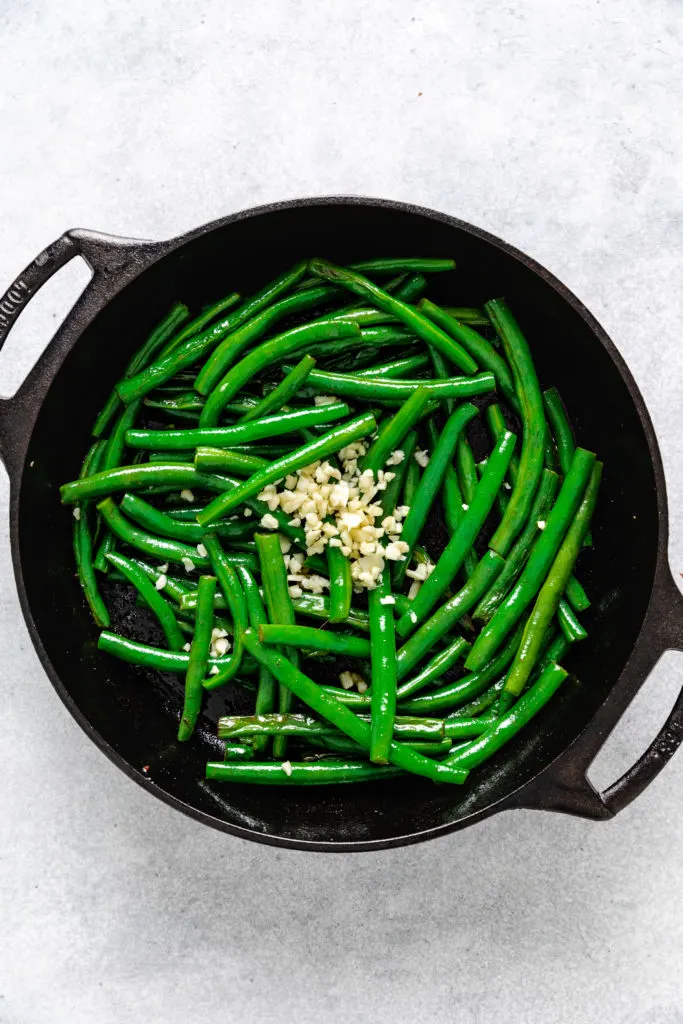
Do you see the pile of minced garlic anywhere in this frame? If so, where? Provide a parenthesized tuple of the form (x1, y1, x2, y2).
(254, 437, 432, 595)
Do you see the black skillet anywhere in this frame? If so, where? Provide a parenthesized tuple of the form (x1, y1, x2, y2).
(1, 197, 682, 851)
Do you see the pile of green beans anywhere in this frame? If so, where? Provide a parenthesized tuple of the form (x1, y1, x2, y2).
(61, 256, 600, 788)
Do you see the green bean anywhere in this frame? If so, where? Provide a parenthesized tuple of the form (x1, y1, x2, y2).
(327, 543, 352, 623)
(543, 387, 576, 476)
(455, 434, 477, 506)
(98, 630, 248, 674)
(302, 327, 417, 365)
(255, 533, 299, 758)
(192, 446, 268, 477)
(146, 451, 200, 464)
(179, 587, 371, 632)
(97, 498, 208, 567)
(302, 553, 329, 577)
(465, 447, 596, 672)
(483, 403, 521, 521)
(325, 287, 425, 328)
(438, 428, 475, 581)
(120, 492, 254, 543)
(236, 355, 316, 425)
(380, 430, 417, 516)
(201, 535, 249, 690)
(566, 574, 591, 612)
(198, 321, 361, 426)
(145, 393, 204, 416)
(394, 404, 479, 587)
(485, 299, 547, 556)
(354, 354, 431, 379)
(426, 342, 455, 415)
(150, 408, 203, 424)
(444, 716, 497, 739)
(441, 463, 463, 536)
(502, 462, 601, 703)
(447, 678, 506, 719)
(105, 551, 185, 650)
(308, 259, 478, 373)
(445, 663, 568, 769)
(235, 565, 276, 752)
(159, 292, 242, 358)
(391, 272, 428, 302)
(398, 626, 523, 714)
(396, 431, 516, 635)
(539, 632, 570, 670)
(473, 469, 560, 624)
(484, 403, 519, 473)
(62, 464, 306, 544)
(307, 737, 452, 757)
(61, 463, 237, 504)
(102, 399, 142, 471)
(127, 402, 351, 450)
(349, 258, 456, 275)
(128, 557, 194, 603)
(178, 575, 216, 741)
(93, 302, 190, 437)
(223, 744, 255, 761)
(218, 713, 445, 741)
(296, 366, 496, 404)
(242, 631, 468, 784)
(317, 687, 372, 707)
(119, 261, 310, 403)
(544, 385, 593, 551)
(144, 393, 257, 415)
(97, 497, 257, 571)
(197, 412, 376, 526)
(167, 487, 305, 544)
(395, 551, 503, 672)
(557, 600, 587, 643)
(428, 418, 478, 578)
(361, 388, 432, 475)
(402, 455, 421, 507)
(368, 570, 398, 764)
(193, 282, 339, 395)
(258, 623, 370, 658)
(73, 441, 110, 627)
(165, 505, 217, 521)
(523, 394, 593, 597)
(328, 308, 399, 326)
(418, 299, 517, 404)
(442, 306, 490, 326)
(224, 444, 294, 458)
(205, 760, 405, 785)
(395, 635, 471, 699)
(92, 531, 115, 573)
(303, 267, 427, 298)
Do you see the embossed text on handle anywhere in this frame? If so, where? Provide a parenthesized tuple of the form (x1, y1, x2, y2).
(0, 278, 29, 331)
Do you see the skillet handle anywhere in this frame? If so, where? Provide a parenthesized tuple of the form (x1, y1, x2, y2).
(601, 571, 683, 814)
(0, 233, 80, 349)
(0, 228, 150, 351)
(511, 567, 683, 821)
(0, 228, 160, 474)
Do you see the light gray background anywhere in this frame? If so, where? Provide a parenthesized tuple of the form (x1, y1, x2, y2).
(1, 2, 682, 1022)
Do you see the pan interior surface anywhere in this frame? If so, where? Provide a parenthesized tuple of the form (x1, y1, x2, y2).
(17, 201, 659, 846)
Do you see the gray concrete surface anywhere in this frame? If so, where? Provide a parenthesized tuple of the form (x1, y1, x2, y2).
(1, 2, 683, 1021)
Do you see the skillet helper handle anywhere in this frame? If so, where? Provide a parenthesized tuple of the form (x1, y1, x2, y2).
(0, 227, 153, 352)
(0, 233, 83, 350)
(601, 570, 683, 814)
(520, 567, 683, 821)
(0, 228, 156, 472)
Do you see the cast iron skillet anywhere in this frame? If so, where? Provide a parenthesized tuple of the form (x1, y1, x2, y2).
(1, 197, 682, 852)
